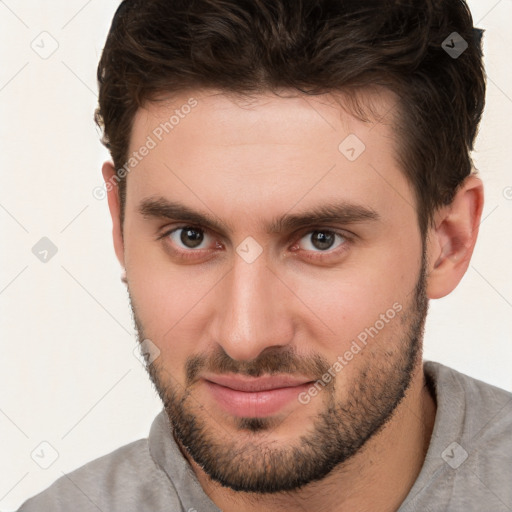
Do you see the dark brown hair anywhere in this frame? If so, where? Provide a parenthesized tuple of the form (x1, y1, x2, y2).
(95, 0, 485, 238)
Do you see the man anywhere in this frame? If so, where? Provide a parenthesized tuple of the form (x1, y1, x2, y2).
(18, 0, 511, 511)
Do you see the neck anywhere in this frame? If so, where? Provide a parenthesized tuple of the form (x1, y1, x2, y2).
(183, 360, 437, 512)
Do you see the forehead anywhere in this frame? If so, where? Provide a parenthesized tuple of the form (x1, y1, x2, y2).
(132, 86, 397, 148)
(125, 87, 415, 228)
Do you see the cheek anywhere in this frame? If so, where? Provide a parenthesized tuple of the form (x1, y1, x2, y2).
(284, 247, 416, 346)
(293, 270, 412, 390)
(129, 268, 211, 336)
(126, 236, 220, 368)
(129, 274, 205, 378)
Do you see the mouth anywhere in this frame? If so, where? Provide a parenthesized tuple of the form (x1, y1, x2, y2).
(202, 374, 315, 418)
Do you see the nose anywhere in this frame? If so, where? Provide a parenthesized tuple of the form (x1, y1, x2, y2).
(211, 251, 295, 362)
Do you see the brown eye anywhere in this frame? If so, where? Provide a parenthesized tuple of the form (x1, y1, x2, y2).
(179, 227, 204, 248)
(311, 231, 336, 250)
(298, 230, 345, 252)
(165, 226, 211, 250)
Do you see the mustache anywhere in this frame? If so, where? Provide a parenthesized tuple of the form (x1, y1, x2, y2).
(184, 346, 332, 385)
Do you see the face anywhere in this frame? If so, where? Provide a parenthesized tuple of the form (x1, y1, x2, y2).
(122, 88, 429, 493)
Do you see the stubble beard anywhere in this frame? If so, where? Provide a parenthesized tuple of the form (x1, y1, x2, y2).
(129, 250, 429, 494)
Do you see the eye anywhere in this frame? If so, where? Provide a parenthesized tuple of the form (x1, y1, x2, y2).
(165, 226, 215, 250)
(296, 229, 347, 253)
(157, 225, 351, 263)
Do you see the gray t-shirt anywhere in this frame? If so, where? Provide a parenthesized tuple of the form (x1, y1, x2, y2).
(17, 361, 512, 511)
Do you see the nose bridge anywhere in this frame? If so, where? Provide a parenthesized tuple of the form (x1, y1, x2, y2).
(214, 252, 292, 361)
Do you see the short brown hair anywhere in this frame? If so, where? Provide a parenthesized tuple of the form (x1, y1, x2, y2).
(95, 0, 485, 238)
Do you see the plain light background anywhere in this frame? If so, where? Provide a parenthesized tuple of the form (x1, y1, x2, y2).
(1, 1, 511, 510)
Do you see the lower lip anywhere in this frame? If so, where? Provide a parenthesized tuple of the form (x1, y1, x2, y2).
(203, 379, 313, 418)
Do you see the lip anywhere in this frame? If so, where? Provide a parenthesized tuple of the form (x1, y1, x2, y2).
(202, 375, 314, 418)
(203, 374, 312, 392)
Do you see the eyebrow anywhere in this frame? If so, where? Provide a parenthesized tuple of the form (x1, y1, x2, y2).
(138, 197, 380, 234)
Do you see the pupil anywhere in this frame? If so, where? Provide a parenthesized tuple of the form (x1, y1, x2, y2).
(312, 231, 334, 250)
(181, 227, 203, 248)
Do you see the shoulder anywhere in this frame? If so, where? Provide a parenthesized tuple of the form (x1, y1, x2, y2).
(419, 361, 512, 510)
(17, 439, 182, 512)
(425, 360, 512, 440)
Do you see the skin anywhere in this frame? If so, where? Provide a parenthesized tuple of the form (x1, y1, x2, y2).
(103, 87, 484, 512)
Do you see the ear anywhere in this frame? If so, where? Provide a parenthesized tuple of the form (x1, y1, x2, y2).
(102, 161, 125, 269)
(425, 174, 484, 299)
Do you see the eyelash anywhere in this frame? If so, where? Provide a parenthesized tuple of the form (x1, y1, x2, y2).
(157, 225, 353, 262)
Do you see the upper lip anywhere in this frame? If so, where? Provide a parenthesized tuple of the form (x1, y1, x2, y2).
(203, 374, 313, 392)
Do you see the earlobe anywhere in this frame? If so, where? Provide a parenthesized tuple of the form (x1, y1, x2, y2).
(426, 175, 484, 299)
(102, 161, 125, 269)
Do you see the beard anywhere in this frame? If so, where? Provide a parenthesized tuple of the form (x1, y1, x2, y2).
(128, 248, 429, 494)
